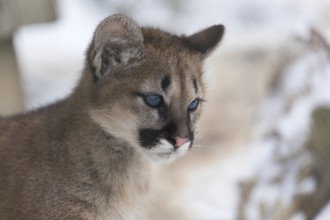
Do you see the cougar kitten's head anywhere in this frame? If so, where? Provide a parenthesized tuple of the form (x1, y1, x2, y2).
(88, 14, 224, 163)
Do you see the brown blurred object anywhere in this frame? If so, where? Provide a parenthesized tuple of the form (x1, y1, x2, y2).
(301, 107, 330, 219)
(0, 0, 57, 116)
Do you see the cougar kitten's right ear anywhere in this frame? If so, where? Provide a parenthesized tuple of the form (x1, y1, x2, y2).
(183, 24, 225, 56)
(91, 14, 145, 78)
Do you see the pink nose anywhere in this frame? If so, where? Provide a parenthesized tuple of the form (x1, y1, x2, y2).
(174, 136, 190, 147)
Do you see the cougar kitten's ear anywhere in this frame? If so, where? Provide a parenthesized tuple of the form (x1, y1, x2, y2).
(91, 14, 145, 78)
(183, 24, 225, 56)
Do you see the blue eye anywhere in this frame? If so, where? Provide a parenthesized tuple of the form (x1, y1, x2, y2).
(144, 95, 163, 108)
(188, 99, 199, 111)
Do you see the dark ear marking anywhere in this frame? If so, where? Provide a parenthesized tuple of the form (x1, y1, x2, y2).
(91, 14, 145, 79)
(161, 75, 171, 91)
(183, 24, 225, 56)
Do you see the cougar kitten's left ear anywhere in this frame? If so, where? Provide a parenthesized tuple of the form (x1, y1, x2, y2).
(91, 14, 145, 78)
(183, 24, 225, 56)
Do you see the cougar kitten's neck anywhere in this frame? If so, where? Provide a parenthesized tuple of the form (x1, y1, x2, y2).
(32, 65, 148, 191)
(30, 72, 150, 217)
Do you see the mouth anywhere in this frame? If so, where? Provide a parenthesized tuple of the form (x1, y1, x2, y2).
(139, 133, 192, 163)
(138, 126, 194, 163)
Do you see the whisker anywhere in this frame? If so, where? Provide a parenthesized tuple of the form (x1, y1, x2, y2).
(93, 127, 104, 146)
(192, 144, 203, 148)
(88, 109, 112, 113)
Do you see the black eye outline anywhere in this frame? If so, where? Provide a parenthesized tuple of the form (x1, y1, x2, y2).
(188, 98, 200, 112)
(142, 94, 164, 108)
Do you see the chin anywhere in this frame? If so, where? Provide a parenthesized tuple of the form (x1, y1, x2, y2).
(143, 139, 191, 164)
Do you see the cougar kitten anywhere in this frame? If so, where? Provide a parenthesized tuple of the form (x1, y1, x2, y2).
(0, 14, 224, 219)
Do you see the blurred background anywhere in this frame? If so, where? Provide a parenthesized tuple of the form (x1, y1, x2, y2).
(1, 0, 330, 219)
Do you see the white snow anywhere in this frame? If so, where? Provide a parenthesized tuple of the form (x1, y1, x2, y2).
(297, 177, 317, 194)
(291, 212, 306, 220)
(243, 31, 330, 219)
(316, 202, 330, 220)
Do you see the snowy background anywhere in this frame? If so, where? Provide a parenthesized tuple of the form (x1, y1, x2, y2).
(11, 0, 330, 219)
(14, 0, 330, 109)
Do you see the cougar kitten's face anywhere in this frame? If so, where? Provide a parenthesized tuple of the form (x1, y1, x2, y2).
(91, 49, 203, 163)
(134, 48, 204, 163)
(89, 15, 224, 163)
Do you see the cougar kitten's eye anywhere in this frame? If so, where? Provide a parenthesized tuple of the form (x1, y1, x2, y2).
(188, 99, 199, 111)
(143, 95, 163, 108)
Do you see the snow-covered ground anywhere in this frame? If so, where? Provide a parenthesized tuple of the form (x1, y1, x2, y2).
(13, 0, 330, 219)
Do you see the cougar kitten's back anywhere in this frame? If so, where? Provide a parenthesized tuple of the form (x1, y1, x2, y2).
(0, 14, 224, 219)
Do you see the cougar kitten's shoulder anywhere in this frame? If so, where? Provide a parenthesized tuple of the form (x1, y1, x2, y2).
(0, 14, 224, 219)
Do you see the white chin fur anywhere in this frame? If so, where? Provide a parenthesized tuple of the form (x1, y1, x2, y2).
(145, 139, 191, 164)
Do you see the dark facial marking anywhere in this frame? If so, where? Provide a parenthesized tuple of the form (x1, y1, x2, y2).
(157, 103, 169, 121)
(161, 75, 171, 91)
(139, 122, 195, 149)
(138, 123, 175, 149)
(139, 129, 160, 148)
(193, 78, 198, 93)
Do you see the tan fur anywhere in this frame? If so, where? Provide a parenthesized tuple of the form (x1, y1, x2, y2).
(0, 14, 224, 219)
(90, 103, 139, 148)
